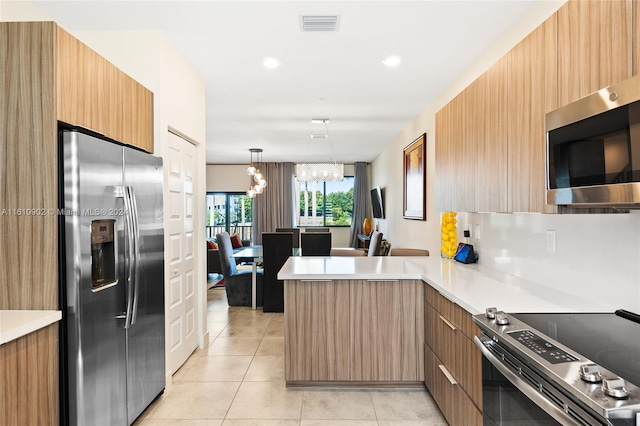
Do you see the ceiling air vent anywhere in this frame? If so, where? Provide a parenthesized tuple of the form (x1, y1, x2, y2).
(299, 15, 340, 32)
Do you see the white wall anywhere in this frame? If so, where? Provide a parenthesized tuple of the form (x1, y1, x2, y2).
(371, 0, 640, 312)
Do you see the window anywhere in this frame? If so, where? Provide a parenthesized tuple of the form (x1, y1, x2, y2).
(206, 193, 253, 242)
(295, 177, 354, 227)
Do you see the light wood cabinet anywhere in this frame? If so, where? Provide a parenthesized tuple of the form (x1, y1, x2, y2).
(507, 16, 557, 213)
(557, 0, 633, 106)
(0, 22, 58, 310)
(350, 279, 424, 381)
(634, 0, 640, 76)
(56, 26, 154, 152)
(284, 279, 424, 385)
(435, 0, 636, 214)
(284, 280, 350, 382)
(0, 324, 59, 426)
(479, 59, 508, 212)
(424, 283, 482, 425)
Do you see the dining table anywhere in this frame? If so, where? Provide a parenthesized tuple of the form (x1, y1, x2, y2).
(231, 247, 263, 310)
(232, 246, 302, 310)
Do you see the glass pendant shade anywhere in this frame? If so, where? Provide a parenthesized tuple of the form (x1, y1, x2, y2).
(295, 163, 344, 182)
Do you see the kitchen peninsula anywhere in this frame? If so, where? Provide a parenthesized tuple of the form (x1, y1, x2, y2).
(278, 256, 607, 387)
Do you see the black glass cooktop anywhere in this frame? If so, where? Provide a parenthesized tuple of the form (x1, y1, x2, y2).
(512, 312, 640, 387)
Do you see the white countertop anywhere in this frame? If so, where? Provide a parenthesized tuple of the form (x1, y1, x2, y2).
(278, 256, 610, 315)
(0, 310, 62, 345)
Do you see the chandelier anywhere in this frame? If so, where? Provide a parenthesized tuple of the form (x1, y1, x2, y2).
(246, 148, 267, 198)
(296, 119, 344, 182)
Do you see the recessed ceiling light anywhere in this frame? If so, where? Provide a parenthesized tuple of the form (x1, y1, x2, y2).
(382, 55, 402, 67)
(263, 57, 281, 69)
(310, 134, 328, 139)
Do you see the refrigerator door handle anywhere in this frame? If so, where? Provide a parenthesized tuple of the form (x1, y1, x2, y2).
(121, 185, 136, 329)
(128, 186, 141, 326)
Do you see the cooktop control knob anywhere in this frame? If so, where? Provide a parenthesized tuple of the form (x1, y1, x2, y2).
(496, 311, 510, 325)
(486, 307, 497, 319)
(603, 378, 629, 399)
(579, 364, 602, 383)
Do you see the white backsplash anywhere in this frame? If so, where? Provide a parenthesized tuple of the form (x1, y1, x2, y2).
(460, 211, 640, 312)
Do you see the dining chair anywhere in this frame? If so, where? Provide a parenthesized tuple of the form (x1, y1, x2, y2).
(305, 227, 330, 232)
(368, 231, 384, 256)
(275, 227, 300, 248)
(389, 248, 430, 256)
(301, 232, 332, 256)
(261, 232, 293, 312)
(217, 231, 264, 306)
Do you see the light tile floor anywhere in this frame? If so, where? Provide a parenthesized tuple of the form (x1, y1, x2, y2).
(134, 285, 447, 426)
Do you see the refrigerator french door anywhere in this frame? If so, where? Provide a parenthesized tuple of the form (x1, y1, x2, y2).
(59, 129, 165, 426)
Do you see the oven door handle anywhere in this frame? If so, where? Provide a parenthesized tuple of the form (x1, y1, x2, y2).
(473, 335, 588, 426)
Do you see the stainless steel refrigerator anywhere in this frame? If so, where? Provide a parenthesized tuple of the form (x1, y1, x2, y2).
(59, 129, 165, 426)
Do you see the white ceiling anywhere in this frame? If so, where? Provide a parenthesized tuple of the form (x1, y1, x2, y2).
(31, 0, 534, 164)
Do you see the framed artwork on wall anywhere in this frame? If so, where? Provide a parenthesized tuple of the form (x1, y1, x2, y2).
(403, 133, 426, 220)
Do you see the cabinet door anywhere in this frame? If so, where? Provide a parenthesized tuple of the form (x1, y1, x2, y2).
(435, 103, 453, 212)
(284, 280, 350, 381)
(507, 15, 558, 213)
(634, 0, 640, 76)
(558, 0, 633, 105)
(56, 27, 154, 152)
(0, 21, 58, 310)
(350, 279, 423, 381)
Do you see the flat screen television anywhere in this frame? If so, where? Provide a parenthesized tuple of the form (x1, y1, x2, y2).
(371, 187, 384, 218)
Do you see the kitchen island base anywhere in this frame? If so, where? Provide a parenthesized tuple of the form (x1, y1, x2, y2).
(284, 279, 424, 386)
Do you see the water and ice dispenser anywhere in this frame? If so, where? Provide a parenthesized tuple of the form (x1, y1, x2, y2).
(91, 219, 117, 290)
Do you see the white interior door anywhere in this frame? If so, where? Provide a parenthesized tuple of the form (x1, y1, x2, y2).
(166, 131, 197, 374)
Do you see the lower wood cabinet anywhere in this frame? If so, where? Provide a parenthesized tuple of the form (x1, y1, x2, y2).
(284, 280, 350, 381)
(425, 284, 482, 425)
(0, 323, 59, 426)
(284, 279, 424, 384)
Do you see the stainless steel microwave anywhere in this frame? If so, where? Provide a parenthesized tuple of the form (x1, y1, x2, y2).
(546, 74, 640, 207)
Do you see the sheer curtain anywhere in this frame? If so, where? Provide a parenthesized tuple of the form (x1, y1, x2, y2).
(350, 162, 370, 247)
(253, 162, 294, 245)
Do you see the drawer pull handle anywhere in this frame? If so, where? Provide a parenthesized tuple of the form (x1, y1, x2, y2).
(438, 364, 458, 386)
(439, 315, 457, 331)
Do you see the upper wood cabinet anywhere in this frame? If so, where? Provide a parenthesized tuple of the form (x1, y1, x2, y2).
(436, 0, 636, 213)
(56, 26, 154, 152)
(478, 59, 508, 213)
(557, 0, 633, 105)
(634, 0, 640, 75)
(507, 15, 558, 214)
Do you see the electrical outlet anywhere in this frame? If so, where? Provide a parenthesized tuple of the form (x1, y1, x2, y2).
(545, 230, 556, 251)
(473, 224, 480, 240)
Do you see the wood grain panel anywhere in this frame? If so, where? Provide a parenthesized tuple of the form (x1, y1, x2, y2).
(56, 27, 154, 152)
(479, 57, 509, 212)
(350, 280, 422, 381)
(435, 107, 452, 212)
(634, 0, 640, 75)
(507, 16, 558, 213)
(455, 329, 482, 410)
(0, 22, 58, 310)
(558, 0, 633, 106)
(284, 280, 350, 381)
(0, 323, 59, 425)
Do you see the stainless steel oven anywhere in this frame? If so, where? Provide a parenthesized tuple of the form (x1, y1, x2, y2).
(474, 310, 640, 426)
